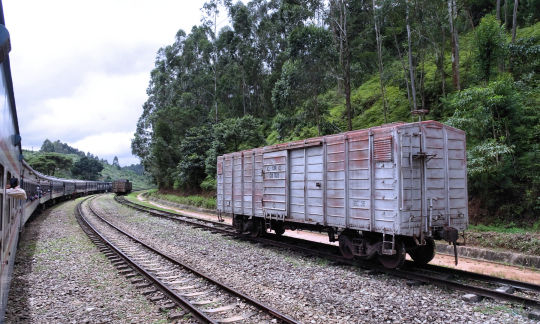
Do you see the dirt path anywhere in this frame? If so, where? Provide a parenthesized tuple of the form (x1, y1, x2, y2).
(136, 193, 540, 285)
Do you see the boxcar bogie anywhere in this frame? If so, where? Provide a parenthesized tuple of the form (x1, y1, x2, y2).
(218, 121, 468, 269)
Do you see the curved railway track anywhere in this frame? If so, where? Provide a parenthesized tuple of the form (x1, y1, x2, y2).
(114, 194, 540, 310)
(77, 195, 300, 323)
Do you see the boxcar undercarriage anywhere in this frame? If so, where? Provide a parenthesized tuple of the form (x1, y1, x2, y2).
(230, 213, 459, 269)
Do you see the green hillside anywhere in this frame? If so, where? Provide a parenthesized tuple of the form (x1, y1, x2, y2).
(101, 164, 154, 190)
(23, 141, 154, 189)
(132, 1, 539, 227)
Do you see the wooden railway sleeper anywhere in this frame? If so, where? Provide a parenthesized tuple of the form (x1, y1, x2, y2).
(203, 304, 237, 314)
(135, 282, 153, 289)
(191, 297, 224, 306)
(219, 312, 256, 323)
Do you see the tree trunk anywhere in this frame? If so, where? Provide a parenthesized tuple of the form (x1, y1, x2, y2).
(504, 0, 508, 28)
(330, 0, 352, 131)
(406, 1, 417, 112)
(393, 33, 412, 109)
(213, 8, 219, 123)
(440, 25, 446, 97)
(342, 1, 352, 131)
(420, 50, 426, 110)
(512, 0, 518, 43)
(373, 0, 388, 123)
(242, 74, 246, 116)
(447, 0, 460, 91)
(496, 0, 501, 20)
(344, 52, 352, 131)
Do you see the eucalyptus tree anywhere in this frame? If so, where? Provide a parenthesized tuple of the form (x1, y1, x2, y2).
(474, 15, 507, 82)
(329, 0, 353, 130)
(272, 25, 337, 135)
(447, 0, 460, 90)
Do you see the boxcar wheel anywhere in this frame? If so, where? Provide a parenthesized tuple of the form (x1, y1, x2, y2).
(248, 219, 263, 238)
(408, 237, 435, 265)
(378, 241, 406, 269)
(338, 233, 355, 259)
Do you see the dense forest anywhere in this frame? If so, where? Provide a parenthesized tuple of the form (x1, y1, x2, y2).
(132, 0, 539, 227)
(25, 140, 152, 188)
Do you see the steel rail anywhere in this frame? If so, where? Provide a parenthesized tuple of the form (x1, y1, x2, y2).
(77, 197, 218, 323)
(115, 194, 540, 308)
(87, 195, 300, 324)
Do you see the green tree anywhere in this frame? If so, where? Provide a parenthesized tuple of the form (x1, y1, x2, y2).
(40, 139, 55, 152)
(272, 25, 336, 134)
(27, 153, 73, 176)
(205, 115, 265, 178)
(174, 126, 213, 189)
(71, 157, 104, 181)
(445, 78, 538, 223)
(474, 14, 507, 82)
(112, 156, 120, 169)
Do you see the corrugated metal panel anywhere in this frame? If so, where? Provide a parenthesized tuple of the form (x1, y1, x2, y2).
(263, 150, 288, 218)
(216, 156, 223, 213)
(347, 131, 370, 230)
(253, 149, 264, 216)
(243, 152, 253, 216)
(325, 135, 346, 227)
(372, 129, 398, 233)
(233, 153, 243, 214)
(223, 155, 233, 213)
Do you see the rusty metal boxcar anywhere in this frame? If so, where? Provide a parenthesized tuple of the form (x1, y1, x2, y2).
(217, 121, 467, 268)
(112, 179, 132, 195)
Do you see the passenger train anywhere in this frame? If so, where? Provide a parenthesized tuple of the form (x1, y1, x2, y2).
(0, 3, 110, 320)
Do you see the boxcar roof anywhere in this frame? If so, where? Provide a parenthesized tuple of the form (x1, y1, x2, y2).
(218, 120, 464, 158)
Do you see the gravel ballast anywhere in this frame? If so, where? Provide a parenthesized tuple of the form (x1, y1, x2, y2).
(5, 198, 170, 323)
(90, 194, 536, 324)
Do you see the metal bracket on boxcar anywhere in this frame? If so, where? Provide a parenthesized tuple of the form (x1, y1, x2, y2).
(412, 151, 437, 162)
(437, 226, 459, 265)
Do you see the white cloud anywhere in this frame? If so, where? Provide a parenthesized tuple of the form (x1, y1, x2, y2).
(69, 131, 139, 166)
(3, 0, 220, 167)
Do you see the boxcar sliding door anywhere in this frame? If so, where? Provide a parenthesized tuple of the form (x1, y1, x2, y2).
(262, 150, 287, 219)
(287, 146, 324, 224)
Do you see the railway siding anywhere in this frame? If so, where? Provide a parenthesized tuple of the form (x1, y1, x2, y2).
(97, 194, 536, 323)
(142, 192, 540, 270)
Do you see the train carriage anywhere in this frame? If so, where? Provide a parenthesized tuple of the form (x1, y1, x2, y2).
(0, 7, 112, 318)
(217, 121, 468, 268)
(112, 179, 132, 195)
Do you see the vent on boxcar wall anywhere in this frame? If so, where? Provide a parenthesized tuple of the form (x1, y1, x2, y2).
(217, 160, 223, 175)
(374, 137, 393, 162)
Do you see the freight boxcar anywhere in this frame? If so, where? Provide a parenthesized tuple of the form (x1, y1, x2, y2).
(112, 179, 132, 195)
(217, 121, 468, 268)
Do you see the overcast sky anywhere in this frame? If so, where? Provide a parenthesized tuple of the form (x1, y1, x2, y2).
(4, 0, 227, 166)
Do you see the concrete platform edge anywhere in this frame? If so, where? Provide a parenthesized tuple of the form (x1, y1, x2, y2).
(436, 243, 540, 270)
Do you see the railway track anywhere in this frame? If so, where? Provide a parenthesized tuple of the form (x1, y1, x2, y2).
(77, 195, 300, 323)
(115, 194, 540, 310)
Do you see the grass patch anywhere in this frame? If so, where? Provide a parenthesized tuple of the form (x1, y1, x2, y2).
(124, 194, 184, 215)
(465, 230, 540, 255)
(468, 224, 532, 234)
(147, 191, 216, 210)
